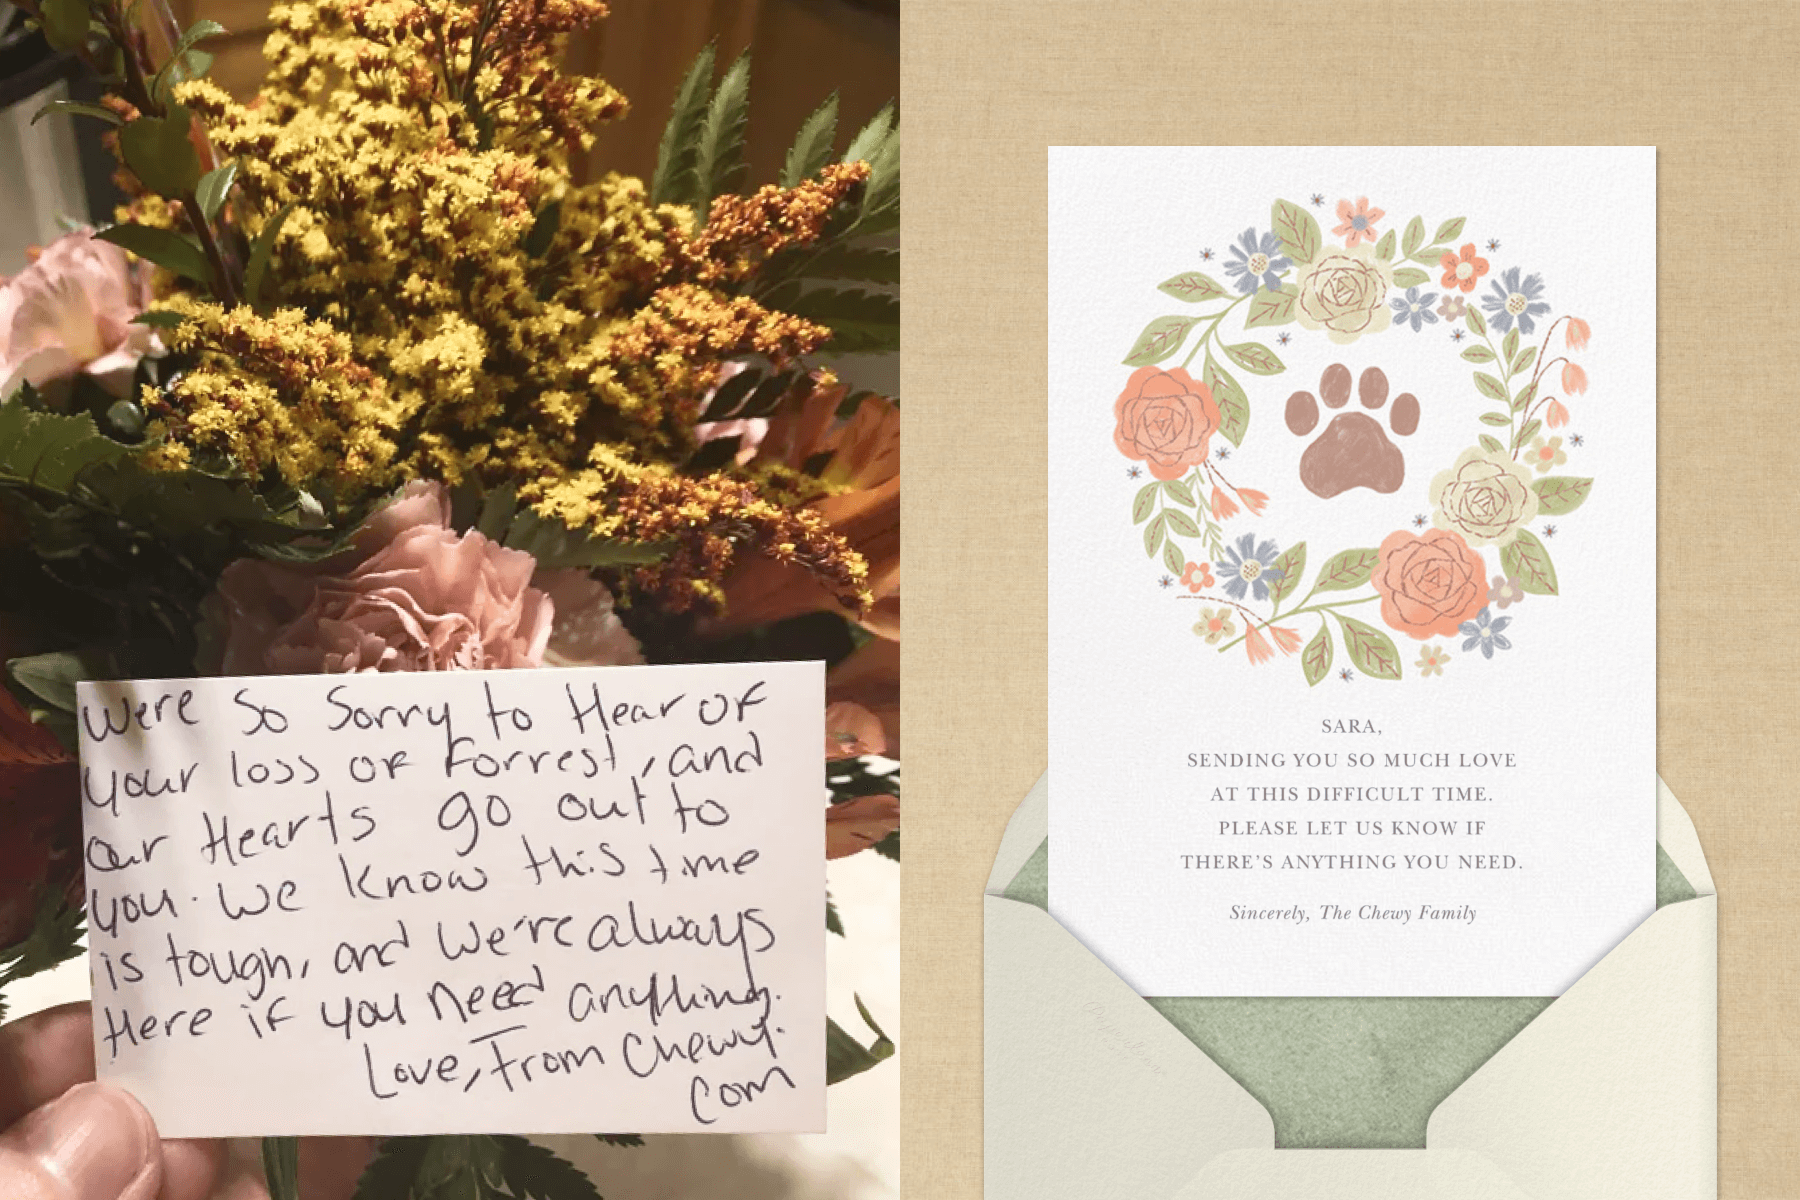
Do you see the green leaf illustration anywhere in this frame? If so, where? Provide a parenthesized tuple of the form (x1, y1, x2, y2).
(1161, 477, 1197, 508)
(1502, 326, 1520, 364)
(1122, 315, 1199, 366)
(1501, 529, 1559, 595)
(1402, 215, 1426, 257)
(1302, 622, 1333, 687)
(1511, 346, 1537, 375)
(1513, 418, 1542, 449)
(1223, 341, 1284, 376)
(1512, 379, 1538, 412)
(95, 225, 211, 287)
(1314, 547, 1379, 592)
(1392, 266, 1430, 288)
(1165, 510, 1202, 538)
(1435, 216, 1467, 243)
(1374, 229, 1396, 261)
(1131, 481, 1159, 524)
(1271, 198, 1321, 264)
(1466, 307, 1487, 337)
(1336, 614, 1402, 680)
(1144, 512, 1167, 558)
(1244, 286, 1298, 328)
(1479, 412, 1511, 426)
(1269, 541, 1307, 607)
(1163, 538, 1186, 576)
(1461, 345, 1495, 363)
(1531, 475, 1593, 515)
(1474, 372, 1508, 402)
(1158, 271, 1230, 303)
(1479, 433, 1505, 454)
(1203, 352, 1250, 446)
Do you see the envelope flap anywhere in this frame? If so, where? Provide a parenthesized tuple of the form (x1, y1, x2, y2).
(985, 894, 1272, 1200)
(1171, 1148, 1535, 1200)
(987, 773, 1048, 894)
(1657, 777, 1714, 894)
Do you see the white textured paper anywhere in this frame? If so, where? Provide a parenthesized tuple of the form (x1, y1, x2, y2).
(1048, 146, 1655, 996)
(77, 661, 824, 1137)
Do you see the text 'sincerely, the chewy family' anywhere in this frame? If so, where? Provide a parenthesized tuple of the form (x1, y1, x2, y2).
(77, 661, 824, 1138)
(1048, 146, 1656, 996)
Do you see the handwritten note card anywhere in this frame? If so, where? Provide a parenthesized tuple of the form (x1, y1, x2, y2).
(76, 662, 824, 1138)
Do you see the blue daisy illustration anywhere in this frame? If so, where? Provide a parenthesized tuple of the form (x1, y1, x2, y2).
(1218, 532, 1283, 602)
(1459, 607, 1513, 659)
(1479, 267, 1551, 335)
(1222, 227, 1291, 294)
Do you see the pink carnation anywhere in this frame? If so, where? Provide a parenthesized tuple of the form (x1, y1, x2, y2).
(1, 228, 157, 400)
(208, 481, 642, 675)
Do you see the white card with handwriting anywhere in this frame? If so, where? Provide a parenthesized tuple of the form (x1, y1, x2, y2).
(1048, 146, 1656, 996)
(77, 661, 824, 1137)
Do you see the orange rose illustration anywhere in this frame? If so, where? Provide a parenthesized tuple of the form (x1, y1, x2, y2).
(1372, 529, 1490, 640)
(1113, 367, 1221, 480)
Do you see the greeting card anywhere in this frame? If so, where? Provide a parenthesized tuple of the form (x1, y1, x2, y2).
(1047, 146, 1656, 996)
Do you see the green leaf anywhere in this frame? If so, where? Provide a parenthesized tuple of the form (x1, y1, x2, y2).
(96, 224, 211, 287)
(351, 1138, 429, 1200)
(495, 1136, 602, 1200)
(763, 285, 897, 355)
(826, 997, 895, 1084)
(1165, 510, 1202, 538)
(1435, 217, 1467, 243)
(261, 1138, 299, 1200)
(694, 51, 751, 216)
(1143, 512, 1167, 558)
(1392, 266, 1430, 288)
(0, 404, 132, 493)
(194, 161, 238, 223)
(1514, 418, 1542, 449)
(1402, 215, 1426, 257)
(842, 101, 895, 166)
(851, 117, 899, 235)
(783, 243, 898, 285)
(1337, 614, 1402, 680)
(1510, 346, 1537, 375)
(1512, 379, 1538, 413)
(1479, 412, 1511, 426)
(1223, 341, 1284, 376)
(1271, 198, 1321, 264)
(152, 18, 226, 98)
(1466, 306, 1487, 337)
(1269, 541, 1307, 607)
(1162, 537, 1185, 576)
(1374, 229, 1396, 261)
(1461, 344, 1495, 363)
(1531, 475, 1593, 515)
(1473, 373, 1509, 403)
(245, 203, 297, 306)
(521, 199, 561, 258)
(651, 43, 716, 206)
(1161, 477, 1196, 508)
(1243, 285, 1297, 329)
(1502, 326, 1520, 364)
(1479, 433, 1505, 454)
(1302, 622, 1333, 687)
(0, 890, 85, 992)
(8, 649, 114, 715)
(1122, 315, 1198, 367)
(1157, 271, 1230, 303)
(131, 310, 186, 330)
(39, 0, 90, 50)
(1313, 547, 1379, 592)
(1131, 480, 1159, 524)
(1501, 529, 1559, 595)
(32, 100, 121, 128)
(505, 504, 672, 570)
(1203, 353, 1249, 447)
(782, 92, 839, 187)
(117, 107, 203, 198)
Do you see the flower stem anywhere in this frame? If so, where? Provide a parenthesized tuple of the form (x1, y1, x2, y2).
(1215, 594, 1377, 652)
(1179, 292, 1251, 370)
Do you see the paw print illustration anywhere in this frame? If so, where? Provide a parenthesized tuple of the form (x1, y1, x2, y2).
(1284, 363, 1420, 498)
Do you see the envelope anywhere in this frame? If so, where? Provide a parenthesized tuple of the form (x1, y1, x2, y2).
(984, 774, 1715, 1200)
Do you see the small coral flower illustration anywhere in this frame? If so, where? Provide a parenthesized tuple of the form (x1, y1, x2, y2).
(1525, 435, 1568, 473)
(1546, 399, 1570, 428)
(1181, 560, 1215, 593)
(1565, 316, 1591, 349)
(1194, 606, 1237, 644)
(1438, 243, 1490, 293)
(1416, 645, 1450, 676)
(1490, 575, 1526, 609)
(1561, 362, 1588, 395)
(1333, 196, 1385, 247)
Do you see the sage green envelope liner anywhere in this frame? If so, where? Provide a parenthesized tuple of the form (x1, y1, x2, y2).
(984, 774, 1716, 1200)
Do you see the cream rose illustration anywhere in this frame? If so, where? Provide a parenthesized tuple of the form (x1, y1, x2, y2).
(1430, 446, 1540, 547)
(1292, 242, 1394, 345)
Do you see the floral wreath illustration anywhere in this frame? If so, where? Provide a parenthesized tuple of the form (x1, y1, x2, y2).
(1113, 195, 1594, 685)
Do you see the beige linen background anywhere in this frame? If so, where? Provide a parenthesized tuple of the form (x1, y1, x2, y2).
(900, 2, 1800, 1196)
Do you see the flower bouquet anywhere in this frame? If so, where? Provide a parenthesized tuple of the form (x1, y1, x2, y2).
(0, 0, 899, 1192)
